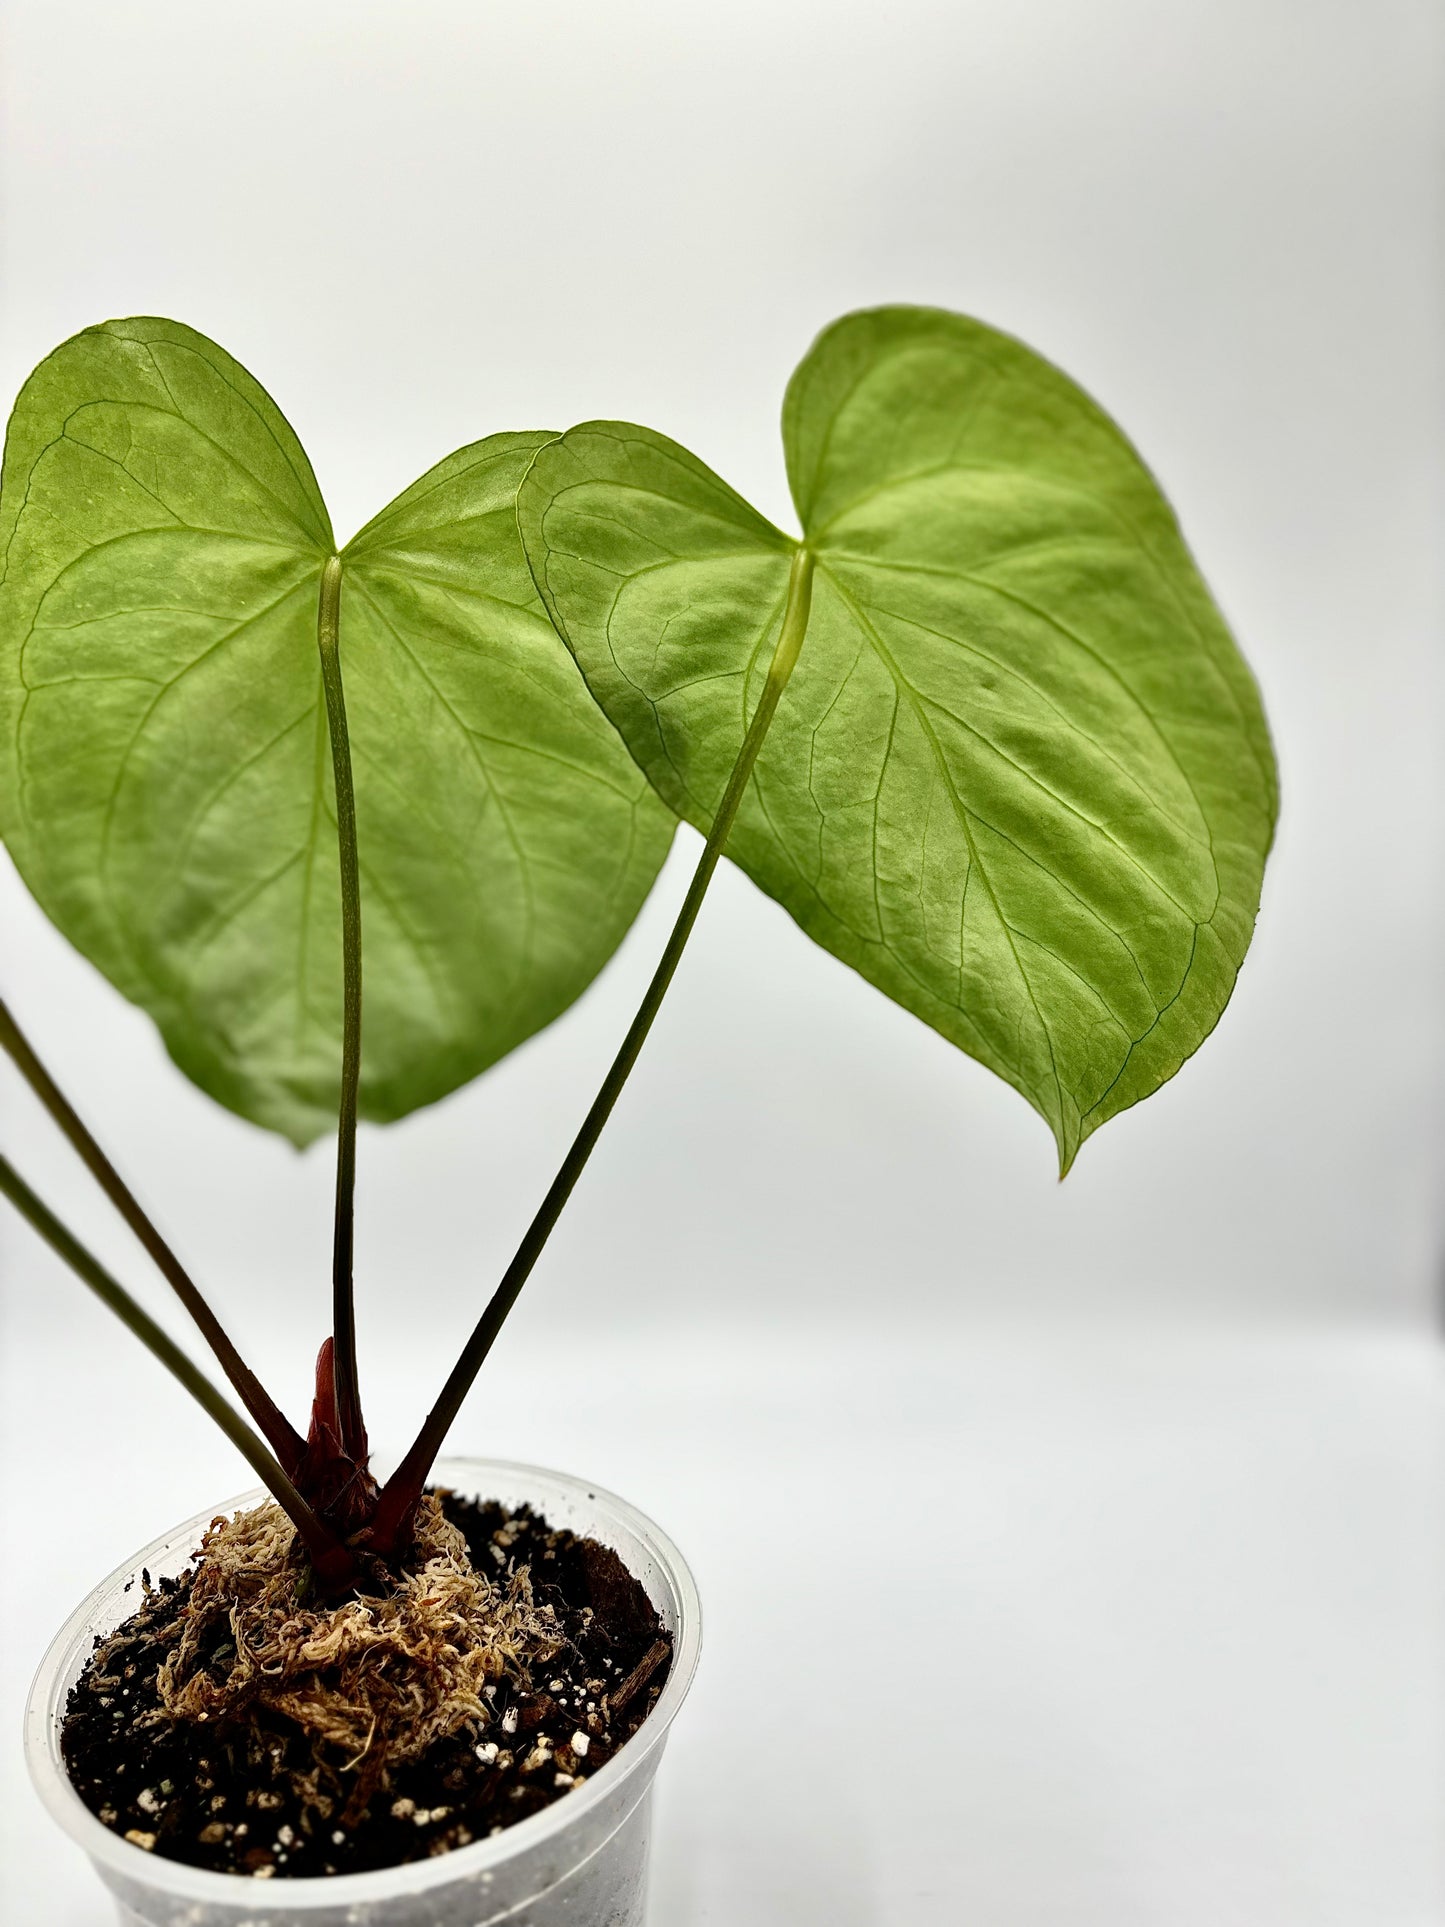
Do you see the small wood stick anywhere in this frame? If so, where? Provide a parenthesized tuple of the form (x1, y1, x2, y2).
(607, 1639, 670, 1719)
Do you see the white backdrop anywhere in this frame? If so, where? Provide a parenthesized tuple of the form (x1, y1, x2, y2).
(1, 5, 1442, 1923)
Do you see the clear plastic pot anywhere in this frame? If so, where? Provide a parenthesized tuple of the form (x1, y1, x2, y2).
(25, 1457, 702, 1927)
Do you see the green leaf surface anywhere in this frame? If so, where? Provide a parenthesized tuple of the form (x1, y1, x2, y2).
(518, 306, 1277, 1171)
(0, 318, 674, 1144)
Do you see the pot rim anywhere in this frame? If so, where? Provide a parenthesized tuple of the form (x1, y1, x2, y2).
(24, 1455, 702, 1907)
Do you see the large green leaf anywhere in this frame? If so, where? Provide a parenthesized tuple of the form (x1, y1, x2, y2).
(0, 318, 674, 1144)
(518, 306, 1277, 1171)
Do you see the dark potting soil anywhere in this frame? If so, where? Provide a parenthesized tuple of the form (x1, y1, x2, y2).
(61, 1491, 672, 1879)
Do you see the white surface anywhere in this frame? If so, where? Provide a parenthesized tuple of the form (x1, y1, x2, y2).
(1, 3, 1443, 1921)
(2, 1323, 1442, 1925)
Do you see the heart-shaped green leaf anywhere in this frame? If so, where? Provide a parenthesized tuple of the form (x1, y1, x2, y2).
(518, 306, 1277, 1171)
(0, 318, 674, 1144)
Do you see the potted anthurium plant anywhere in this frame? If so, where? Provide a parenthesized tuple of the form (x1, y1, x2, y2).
(2, 306, 1275, 1926)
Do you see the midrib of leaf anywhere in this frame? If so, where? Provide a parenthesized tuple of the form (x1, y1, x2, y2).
(818, 561, 1068, 1134)
(813, 444, 1270, 808)
(815, 547, 1233, 1139)
(827, 546, 1214, 859)
(753, 603, 1000, 1050)
(828, 581, 1209, 937)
